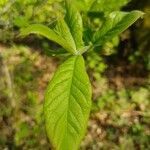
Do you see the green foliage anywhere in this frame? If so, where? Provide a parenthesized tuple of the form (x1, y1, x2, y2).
(92, 11, 144, 47)
(55, 19, 77, 53)
(0, 45, 149, 149)
(0, 0, 63, 42)
(0, 0, 8, 6)
(0, 0, 148, 149)
(19, 0, 143, 149)
(20, 24, 76, 54)
(44, 56, 91, 150)
(65, 0, 84, 49)
(20, 0, 87, 55)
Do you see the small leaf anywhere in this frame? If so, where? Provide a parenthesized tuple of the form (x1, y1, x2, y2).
(44, 55, 92, 150)
(65, 0, 84, 49)
(92, 11, 144, 47)
(20, 24, 76, 54)
(55, 19, 77, 54)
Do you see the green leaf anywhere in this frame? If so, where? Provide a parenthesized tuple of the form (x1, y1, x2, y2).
(55, 19, 77, 54)
(65, 0, 84, 49)
(92, 11, 144, 47)
(44, 55, 92, 150)
(20, 24, 76, 54)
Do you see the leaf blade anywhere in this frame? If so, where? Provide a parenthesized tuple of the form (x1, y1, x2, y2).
(55, 19, 77, 53)
(44, 55, 92, 150)
(92, 11, 144, 47)
(65, 0, 84, 49)
(20, 24, 75, 54)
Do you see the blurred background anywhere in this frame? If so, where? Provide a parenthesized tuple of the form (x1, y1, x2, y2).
(0, 0, 149, 149)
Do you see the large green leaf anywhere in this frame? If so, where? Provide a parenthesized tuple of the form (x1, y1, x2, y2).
(65, 0, 84, 49)
(92, 11, 144, 47)
(20, 24, 76, 54)
(44, 55, 92, 150)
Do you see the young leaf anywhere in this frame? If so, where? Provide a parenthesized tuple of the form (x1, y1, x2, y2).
(55, 19, 77, 54)
(65, 0, 84, 49)
(92, 11, 144, 47)
(44, 55, 92, 150)
(20, 24, 76, 54)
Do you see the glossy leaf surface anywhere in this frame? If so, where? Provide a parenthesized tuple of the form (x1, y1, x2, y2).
(44, 55, 92, 150)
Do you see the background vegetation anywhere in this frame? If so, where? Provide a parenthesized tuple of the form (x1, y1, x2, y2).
(0, 0, 149, 149)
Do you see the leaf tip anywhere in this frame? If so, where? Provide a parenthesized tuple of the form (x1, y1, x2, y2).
(132, 10, 145, 19)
